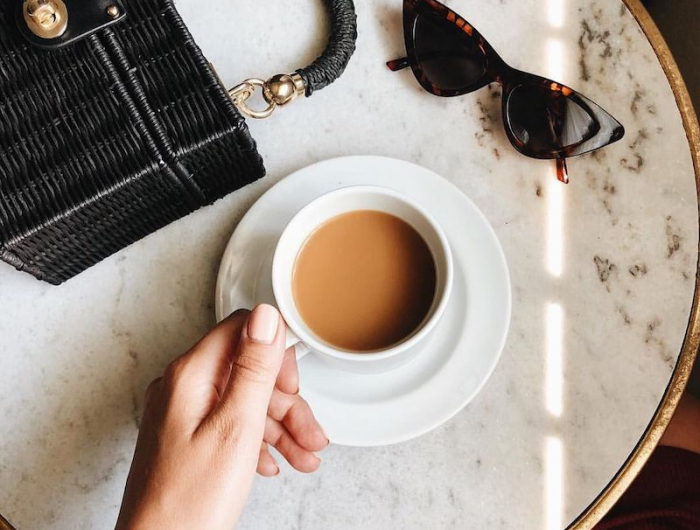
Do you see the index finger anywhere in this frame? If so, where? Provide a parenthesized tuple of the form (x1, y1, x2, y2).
(179, 309, 250, 397)
(159, 309, 249, 431)
(276, 347, 299, 395)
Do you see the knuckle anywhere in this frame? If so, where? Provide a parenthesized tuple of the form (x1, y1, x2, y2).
(212, 414, 244, 448)
(231, 349, 274, 384)
(145, 377, 162, 402)
(163, 357, 192, 390)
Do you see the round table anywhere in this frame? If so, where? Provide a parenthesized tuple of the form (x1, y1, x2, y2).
(0, 1, 697, 529)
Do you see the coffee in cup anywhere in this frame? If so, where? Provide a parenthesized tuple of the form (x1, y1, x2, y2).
(272, 185, 453, 373)
(292, 210, 437, 352)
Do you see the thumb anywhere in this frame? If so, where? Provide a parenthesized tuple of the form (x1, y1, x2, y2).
(206, 304, 286, 446)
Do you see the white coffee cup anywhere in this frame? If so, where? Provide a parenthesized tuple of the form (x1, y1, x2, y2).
(272, 186, 453, 373)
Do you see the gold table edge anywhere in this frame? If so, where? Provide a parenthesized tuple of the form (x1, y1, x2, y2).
(569, 1, 700, 529)
(0, 513, 16, 530)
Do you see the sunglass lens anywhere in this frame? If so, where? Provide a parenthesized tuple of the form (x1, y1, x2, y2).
(506, 84, 599, 155)
(413, 11, 486, 91)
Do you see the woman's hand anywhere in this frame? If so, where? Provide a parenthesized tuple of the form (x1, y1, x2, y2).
(116, 305, 328, 530)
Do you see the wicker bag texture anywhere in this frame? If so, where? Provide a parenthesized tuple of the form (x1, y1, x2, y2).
(0, 0, 356, 284)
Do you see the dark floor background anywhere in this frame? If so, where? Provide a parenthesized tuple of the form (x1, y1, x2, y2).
(642, 0, 700, 397)
(645, 0, 700, 110)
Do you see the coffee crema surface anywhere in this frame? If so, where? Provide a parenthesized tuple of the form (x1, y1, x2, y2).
(292, 210, 437, 351)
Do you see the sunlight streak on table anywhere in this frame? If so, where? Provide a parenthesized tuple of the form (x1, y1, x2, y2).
(545, 436, 565, 530)
(546, 302, 564, 417)
(547, 0, 565, 28)
(544, 6, 566, 528)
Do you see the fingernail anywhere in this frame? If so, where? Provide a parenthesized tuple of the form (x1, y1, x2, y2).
(274, 466, 280, 476)
(322, 426, 330, 446)
(248, 304, 279, 344)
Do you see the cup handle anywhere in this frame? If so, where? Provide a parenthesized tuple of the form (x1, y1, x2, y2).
(285, 328, 311, 360)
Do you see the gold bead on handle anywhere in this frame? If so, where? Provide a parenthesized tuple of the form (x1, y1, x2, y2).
(265, 73, 306, 106)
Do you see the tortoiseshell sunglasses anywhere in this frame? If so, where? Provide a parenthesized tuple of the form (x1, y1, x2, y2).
(387, 0, 625, 183)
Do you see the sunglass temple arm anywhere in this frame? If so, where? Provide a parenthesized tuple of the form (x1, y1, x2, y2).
(556, 157, 569, 184)
(386, 57, 410, 71)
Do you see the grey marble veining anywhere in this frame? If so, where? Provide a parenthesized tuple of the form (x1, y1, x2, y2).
(0, 1, 696, 529)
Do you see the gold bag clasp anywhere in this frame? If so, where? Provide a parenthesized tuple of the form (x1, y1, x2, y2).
(23, 0, 68, 39)
(229, 73, 306, 119)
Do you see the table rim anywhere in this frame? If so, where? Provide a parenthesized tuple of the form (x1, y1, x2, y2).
(568, 1, 700, 529)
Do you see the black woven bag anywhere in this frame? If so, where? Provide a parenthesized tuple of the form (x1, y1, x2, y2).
(0, 0, 356, 284)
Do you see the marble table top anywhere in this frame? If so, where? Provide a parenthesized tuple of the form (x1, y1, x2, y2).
(0, 1, 697, 529)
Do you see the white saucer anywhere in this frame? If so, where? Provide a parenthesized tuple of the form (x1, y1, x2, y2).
(215, 156, 511, 447)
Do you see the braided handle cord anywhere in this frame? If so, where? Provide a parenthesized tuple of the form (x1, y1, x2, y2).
(296, 0, 357, 96)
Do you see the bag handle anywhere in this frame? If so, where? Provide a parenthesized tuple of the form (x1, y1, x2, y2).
(228, 0, 357, 119)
